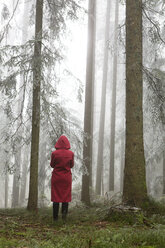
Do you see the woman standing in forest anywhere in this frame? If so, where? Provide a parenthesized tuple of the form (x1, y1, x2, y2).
(50, 135, 74, 221)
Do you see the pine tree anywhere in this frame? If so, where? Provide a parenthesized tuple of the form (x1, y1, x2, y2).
(95, 0, 111, 195)
(109, 0, 119, 192)
(123, 0, 147, 206)
(27, 0, 43, 211)
(81, 0, 96, 205)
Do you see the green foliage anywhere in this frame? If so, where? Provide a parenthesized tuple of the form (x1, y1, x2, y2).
(104, 208, 149, 226)
(0, 238, 19, 248)
(0, 204, 165, 248)
(141, 197, 165, 216)
(0, 0, 84, 170)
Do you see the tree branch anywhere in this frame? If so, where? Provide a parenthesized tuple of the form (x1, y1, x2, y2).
(142, 7, 165, 45)
(0, 0, 20, 43)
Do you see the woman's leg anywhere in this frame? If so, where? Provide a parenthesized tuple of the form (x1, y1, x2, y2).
(62, 202, 68, 220)
(53, 202, 59, 220)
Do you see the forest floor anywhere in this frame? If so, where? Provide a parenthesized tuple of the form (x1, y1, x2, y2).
(0, 202, 165, 248)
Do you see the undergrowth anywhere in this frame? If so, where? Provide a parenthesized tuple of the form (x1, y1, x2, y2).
(0, 202, 165, 248)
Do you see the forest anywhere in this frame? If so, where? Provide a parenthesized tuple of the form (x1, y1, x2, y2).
(0, 0, 165, 247)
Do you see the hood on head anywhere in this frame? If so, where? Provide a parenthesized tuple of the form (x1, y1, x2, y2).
(55, 135, 71, 149)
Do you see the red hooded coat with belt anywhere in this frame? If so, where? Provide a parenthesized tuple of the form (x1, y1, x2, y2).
(50, 135, 74, 202)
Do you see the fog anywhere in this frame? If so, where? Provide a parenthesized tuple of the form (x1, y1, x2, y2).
(0, 0, 165, 209)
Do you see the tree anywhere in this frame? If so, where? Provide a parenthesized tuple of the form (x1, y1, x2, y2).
(81, 0, 96, 205)
(0, 0, 82, 208)
(27, 0, 43, 211)
(109, 0, 119, 192)
(123, 0, 147, 206)
(95, 0, 111, 195)
(19, 0, 31, 208)
(0, 3, 10, 208)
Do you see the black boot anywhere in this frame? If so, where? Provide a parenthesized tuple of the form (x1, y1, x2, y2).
(62, 202, 68, 220)
(53, 202, 59, 221)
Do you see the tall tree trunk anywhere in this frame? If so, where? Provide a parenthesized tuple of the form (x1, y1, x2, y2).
(12, 0, 31, 209)
(27, 0, 43, 211)
(19, 0, 31, 208)
(109, 0, 119, 192)
(4, 28, 9, 209)
(89, 20, 97, 189)
(89, 3, 96, 189)
(123, 0, 147, 206)
(163, 151, 165, 194)
(81, 0, 96, 205)
(95, 0, 111, 195)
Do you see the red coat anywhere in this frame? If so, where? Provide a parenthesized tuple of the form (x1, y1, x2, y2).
(50, 135, 74, 202)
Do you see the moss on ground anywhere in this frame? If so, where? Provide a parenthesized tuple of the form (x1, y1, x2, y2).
(0, 203, 165, 248)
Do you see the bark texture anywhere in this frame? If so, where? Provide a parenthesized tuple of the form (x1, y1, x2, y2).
(123, 0, 147, 206)
(27, 0, 43, 211)
(81, 0, 96, 205)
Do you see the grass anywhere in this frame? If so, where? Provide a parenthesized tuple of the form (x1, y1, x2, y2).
(0, 203, 165, 248)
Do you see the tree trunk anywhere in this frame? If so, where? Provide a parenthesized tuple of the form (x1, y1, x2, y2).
(109, 0, 119, 192)
(95, 0, 111, 195)
(12, 0, 31, 209)
(81, 0, 96, 205)
(18, 0, 31, 208)
(123, 0, 147, 206)
(27, 0, 43, 211)
(4, 29, 9, 209)
(89, 3, 96, 189)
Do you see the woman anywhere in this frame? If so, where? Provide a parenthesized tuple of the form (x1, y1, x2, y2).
(50, 135, 74, 220)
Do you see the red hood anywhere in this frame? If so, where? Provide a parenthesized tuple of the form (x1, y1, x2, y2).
(55, 135, 71, 149)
